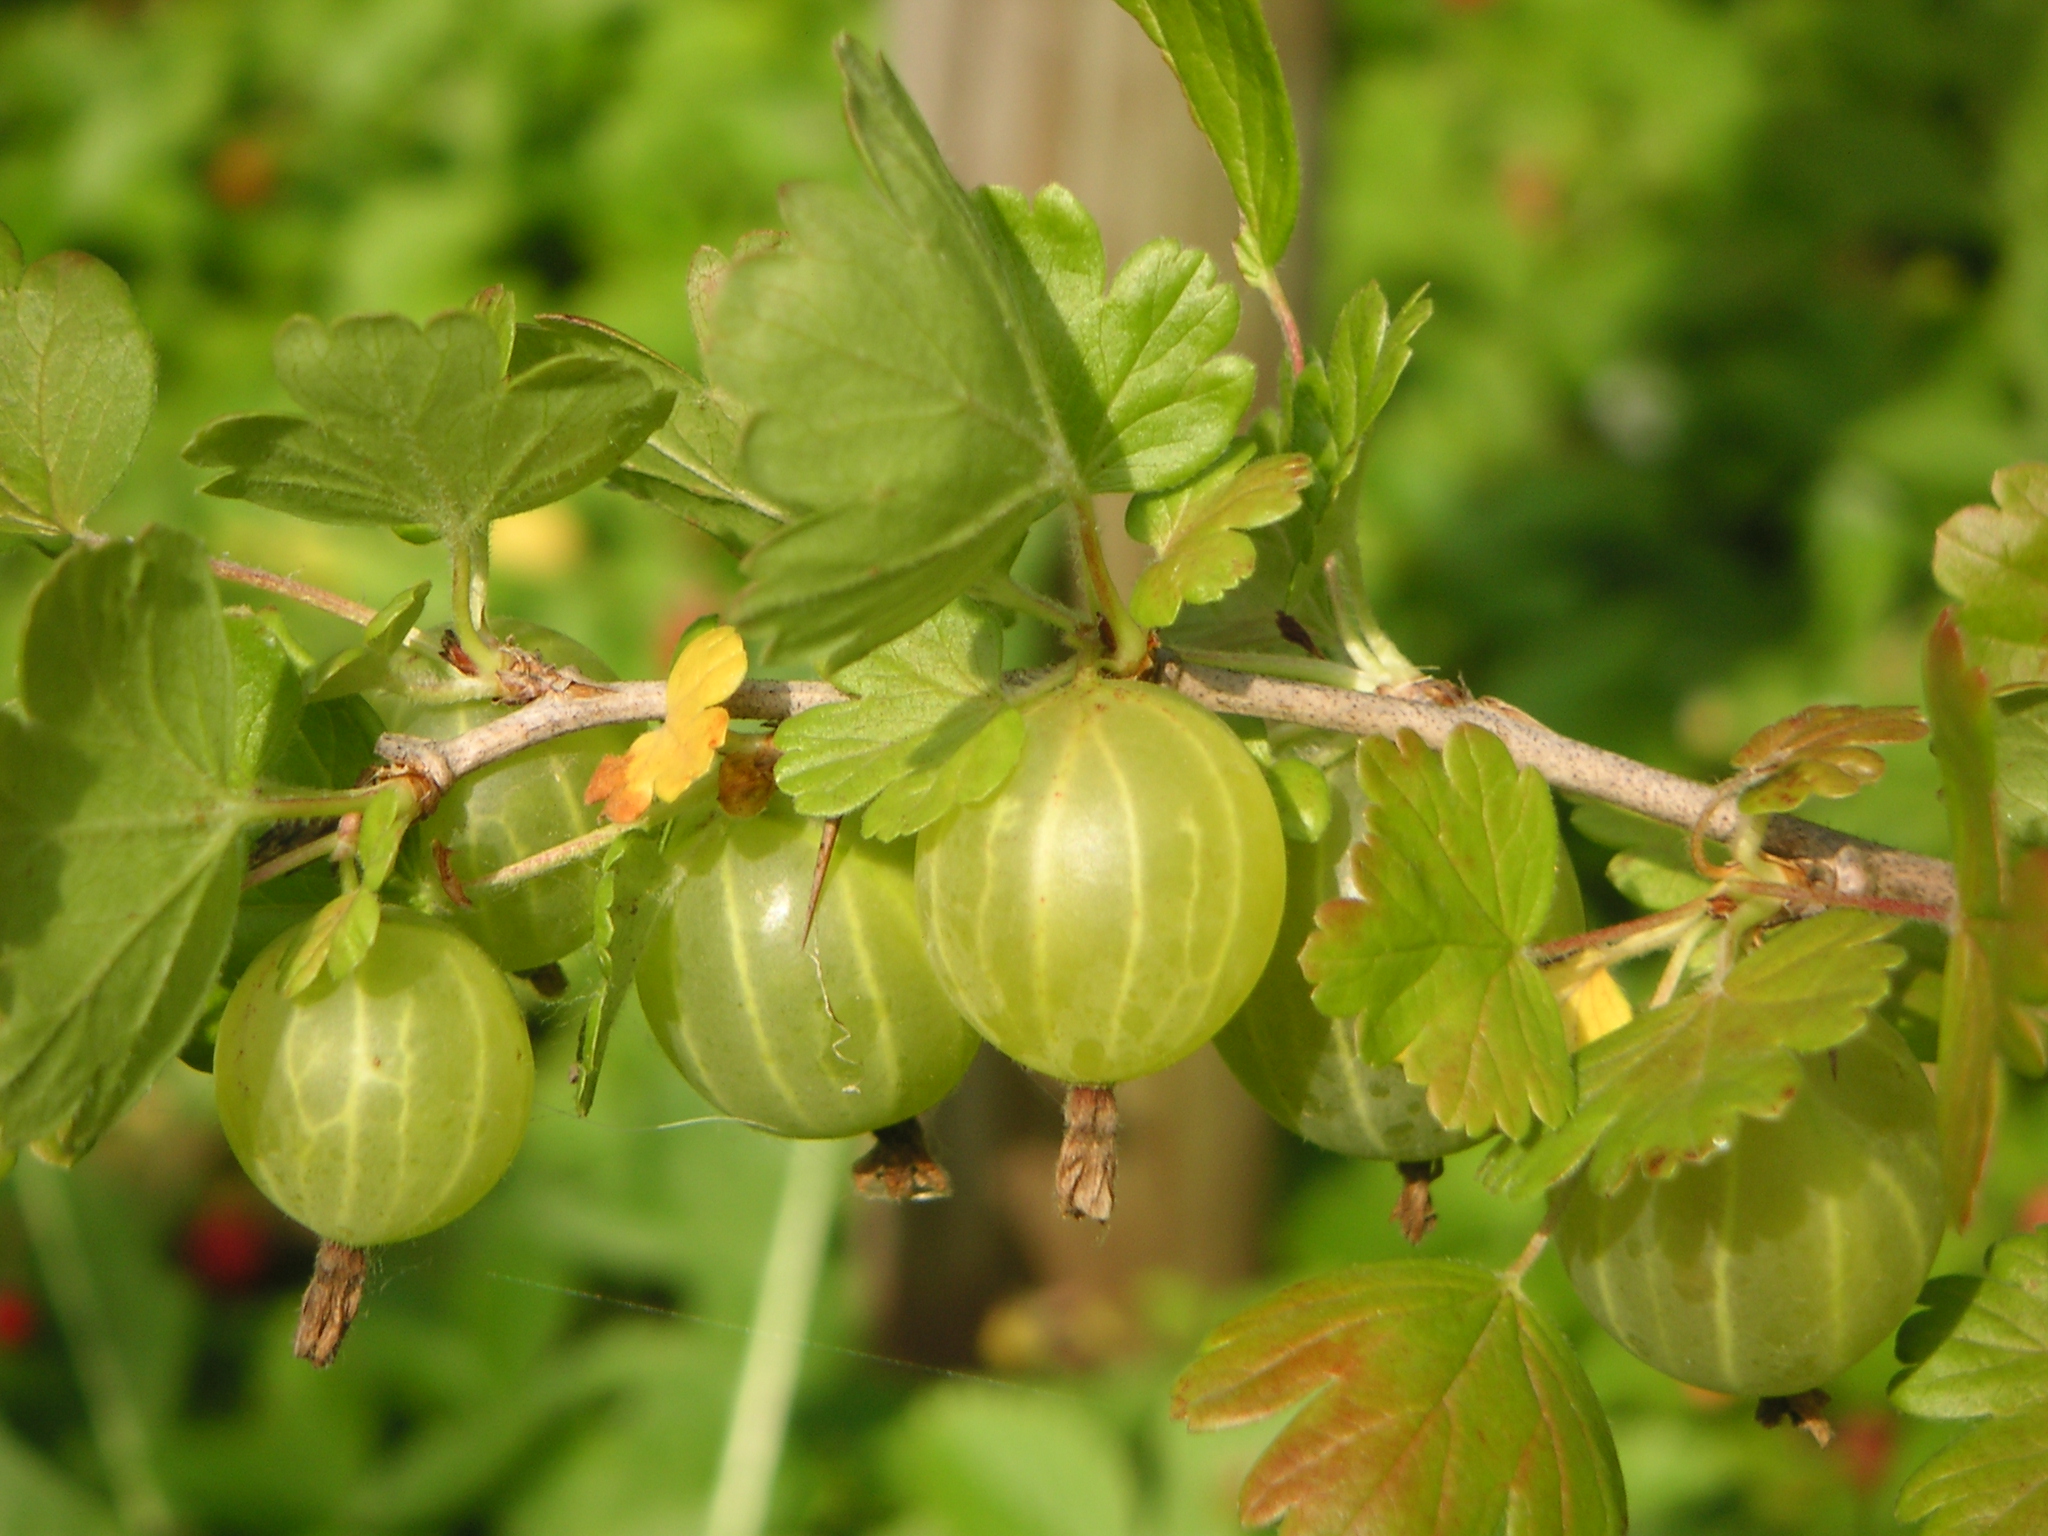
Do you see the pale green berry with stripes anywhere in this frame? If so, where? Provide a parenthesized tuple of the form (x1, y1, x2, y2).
(637, 800, 980, 1139)
(215, 909, 535, 1248)
(914, 675, 1286, 1085)
(1214, 777, 1473, 1162)
(392, 622, 634, 972)
(1556, 1018, 1941, 1398)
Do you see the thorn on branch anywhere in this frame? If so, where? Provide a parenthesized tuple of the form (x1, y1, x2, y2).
(294, 1240, 367, 1368)
(440, 630, 477, 676)
(1056, 1085, 1118, 1224)
(851, 1118, 952, 1202)
(1392, 1160, 1445, 1245)
(801, 818, 840, 947)
(1756, 1389, 1833, 1446)
(1274, 611, 1326, 660)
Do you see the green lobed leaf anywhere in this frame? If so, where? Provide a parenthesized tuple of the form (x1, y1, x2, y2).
(1323, 282, 1431, 494)
(517, 313, 786, 556)
(1926, 610, 2005, 1228)
(1895, 1231, 2048, 1418)
(1892, 1232, 2048, 1533)
(1127, 445, 1311, 628)
(1934, 463, 2048, 683)
(0, 239, 157, 536)
(772, 599, 1025, 841)
(1110, 0, 1299, 278)
(979, 183, 1255, 494)
(1173, 1260, 1625, 1536)
(0, 529, 252, 1159)
(1299, 725, 1572, 1139)
(708, 37, 1070, 669)
(1483, 910, 1903, 1200)
(1896, 1407, 2048, 1534)
(183, 308, 671, 544)
(1161, 285, 1427, 673)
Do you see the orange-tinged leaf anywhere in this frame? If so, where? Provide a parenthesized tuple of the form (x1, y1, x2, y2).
(585, 624, 745, 825)
(1173, 1261, 1624, 1536)
(1729, 703, 1924, 815)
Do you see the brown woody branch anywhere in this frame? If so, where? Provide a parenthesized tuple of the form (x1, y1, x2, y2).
(370, 659, 1957, 918)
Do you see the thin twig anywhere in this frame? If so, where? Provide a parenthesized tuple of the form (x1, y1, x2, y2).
(74, 530, 429, 644)
(243, 830, 341, 890)
(372, 661, 1958, 917)
(209, 555, 387, 631)
(1503, 1204, 1561, 1286)
(464, 824, 626, 895)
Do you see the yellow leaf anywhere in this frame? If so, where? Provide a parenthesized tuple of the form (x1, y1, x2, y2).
(586, 624, 747, 824)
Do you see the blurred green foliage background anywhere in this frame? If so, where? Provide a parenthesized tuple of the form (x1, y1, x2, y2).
(4, 0, 2048, 1532)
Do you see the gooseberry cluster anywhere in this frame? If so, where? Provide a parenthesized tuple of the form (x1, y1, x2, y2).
(0, 6, 2005, 1524)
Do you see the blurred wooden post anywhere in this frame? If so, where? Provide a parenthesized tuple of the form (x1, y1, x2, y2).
(864, 0, 1328, 1364)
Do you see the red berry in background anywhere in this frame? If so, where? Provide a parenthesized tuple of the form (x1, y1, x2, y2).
(1832, 1408, 1899, 1498)
(0, 1289, 37, 1350)
(183, 1201, 273, 1292)
(2014, 1183, 2048, 1233)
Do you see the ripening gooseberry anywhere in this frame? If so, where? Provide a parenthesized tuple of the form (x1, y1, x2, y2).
(637, 799, 980, 1141)
(392, 622, 634, 971)
(914, 675, 1285, 1219)
(1556, 1019, 1942, 1399)
(914, 676, 1285, 1084)
(214, 908, 534, 1249)
(1214, 772, 1472, 1163)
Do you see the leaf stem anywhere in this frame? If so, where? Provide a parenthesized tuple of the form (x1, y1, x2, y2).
(447, 529, 498, 681)
(1073, 499, 1148, 674)
(1503, 1203, 1561, 1287)
(1530, 901, 1708, 970)
(243, 830, 342, 890)
(973, 571, 1090, 635)
(1173, 644, 1381, 693)
(15, 1164, 178, 1536)
(704, 1137, 846, 1536)
(464, 824, 626, 895)
(252, 786, 396, 821)
(1649, 918, 1713, 1009)
(76, 531, 433, 652)
(1259, 270, 1307, 378)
